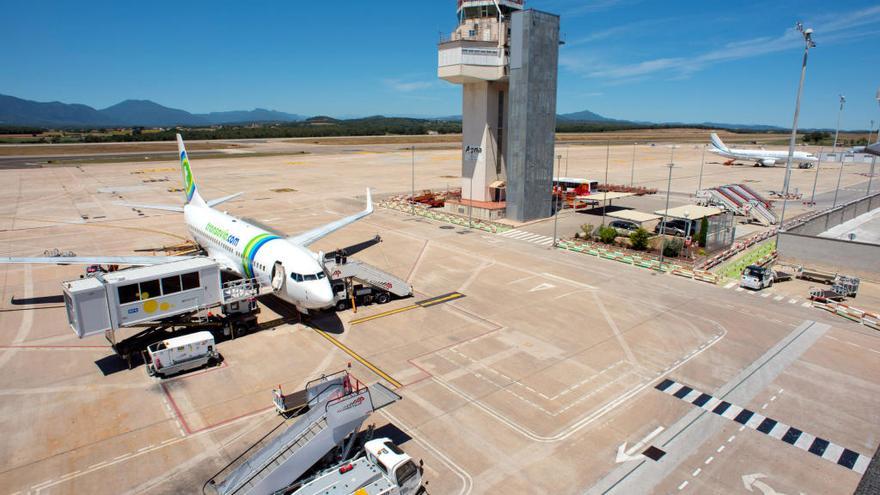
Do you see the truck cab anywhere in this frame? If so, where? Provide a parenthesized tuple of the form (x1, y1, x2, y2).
(363, 438, 423, 494)
(740, 264, 774, 290)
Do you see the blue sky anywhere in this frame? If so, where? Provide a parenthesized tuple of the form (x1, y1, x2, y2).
(1, 0, 878, 129)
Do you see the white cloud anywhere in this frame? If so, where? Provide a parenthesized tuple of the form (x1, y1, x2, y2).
(563, 5, 880, 82)
(383, 78, 437, 92)
(541, 0, 642, 17)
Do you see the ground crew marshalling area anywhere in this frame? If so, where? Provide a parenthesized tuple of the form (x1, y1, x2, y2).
(1, 137, 879, 494)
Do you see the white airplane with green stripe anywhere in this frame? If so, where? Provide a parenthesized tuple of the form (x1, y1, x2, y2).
(1, 134, 372, 313)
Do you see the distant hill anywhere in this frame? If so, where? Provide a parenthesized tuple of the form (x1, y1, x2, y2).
(100, 99, 207, 127)
(0, 94, 305, 128)
(0, 94, 798, 132)
(0, 94, 108, 127)
(197, 108, 305, 125)
(557, 109, 621, 122)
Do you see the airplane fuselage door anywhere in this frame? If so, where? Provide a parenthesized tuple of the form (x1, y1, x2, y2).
(271, 261, 285, 293)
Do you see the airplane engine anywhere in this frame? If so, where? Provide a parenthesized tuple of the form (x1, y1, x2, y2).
(760, 158, 777, 167)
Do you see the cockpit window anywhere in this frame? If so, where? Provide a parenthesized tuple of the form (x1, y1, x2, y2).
(317, 272, 326, 279)
(290, 273, 304, 282)
(304, 274, 317, 281)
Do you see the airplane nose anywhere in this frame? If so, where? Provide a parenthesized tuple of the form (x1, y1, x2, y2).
(309, 282, 335, 308)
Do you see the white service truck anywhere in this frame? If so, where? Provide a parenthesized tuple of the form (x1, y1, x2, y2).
(146, 331, 219, 378)
(289, 438, 423, 495)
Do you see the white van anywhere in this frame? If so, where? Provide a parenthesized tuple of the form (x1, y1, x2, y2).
(146, 331, 218, 378)
(740, 265, 774, 290)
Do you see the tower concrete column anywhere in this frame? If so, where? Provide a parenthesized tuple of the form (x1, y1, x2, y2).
(462, 81, 507, 202)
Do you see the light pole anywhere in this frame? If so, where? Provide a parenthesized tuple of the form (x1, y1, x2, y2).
(630, 142, 637, 186)
(468, 174, 473, 229)
(411, 146, 416, 216)
(809, 147, 823, 206)
(833, 153, 844, 207)
(553, 154, 562, 247)
(696, 144, 706, 195)
(658, 162, 674, 270)
(876, 87, 880, 142)
(565, 147, 570, 177)
(601, 141, 610, 227)
(870, 121, 876, 196)
(775, 22, 815, 246)
(832, 95, 845, 153)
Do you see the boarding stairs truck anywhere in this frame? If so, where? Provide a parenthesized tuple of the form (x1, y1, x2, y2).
(697, 186, 776, 225)
(284, 438, 423, 495)
(323, 256, 413, 310)
(212, 370, 402, 495)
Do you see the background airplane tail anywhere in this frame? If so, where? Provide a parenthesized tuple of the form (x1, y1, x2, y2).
(710, 133, 729, 152)
(177, 134, 207, 207)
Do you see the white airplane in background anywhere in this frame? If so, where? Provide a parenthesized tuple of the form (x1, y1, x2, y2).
(0, 134, 373, 313)
(708, 133, 818, 167)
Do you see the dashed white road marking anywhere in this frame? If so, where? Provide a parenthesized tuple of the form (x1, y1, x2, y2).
(735, 287, 744, 292)
(692, 468, 701, 477)
(788, 299, 798, 304)
(678, 480, 689, 490)
(801, 301, 812, 308)
(761, 293, 770, 298)
(724, 282, 737, 289)
(774, 295, 785, 301)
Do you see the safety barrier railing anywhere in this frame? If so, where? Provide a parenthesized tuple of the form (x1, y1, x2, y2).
(378, 198, 512, 234)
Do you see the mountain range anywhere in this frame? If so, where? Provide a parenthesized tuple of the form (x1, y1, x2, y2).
(0, 93, 786, 131)
(0, 94, 306, 128)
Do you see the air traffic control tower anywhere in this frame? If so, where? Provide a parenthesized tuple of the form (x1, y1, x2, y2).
(438, 0, 560, 222)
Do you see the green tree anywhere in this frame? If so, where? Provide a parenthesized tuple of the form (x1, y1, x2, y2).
(598, 225, 618, 244)
(629, 228, 650, 250)
(663, 237, 684, 257)
(698, 217, 709, 247)
(581, 224, 595, 239)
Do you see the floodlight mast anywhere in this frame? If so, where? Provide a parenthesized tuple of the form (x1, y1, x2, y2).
(775, 22, 815, 248)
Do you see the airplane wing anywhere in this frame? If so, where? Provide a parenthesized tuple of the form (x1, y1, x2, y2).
(115, 202, 185, 212)
(207, 192, 243, 208)
(287, 188, 373, 247)
(0, 256, 195, 266)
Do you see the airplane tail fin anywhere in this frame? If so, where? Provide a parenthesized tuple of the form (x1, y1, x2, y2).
(709, 133, 729, 152)
(177, 134, 207, 207)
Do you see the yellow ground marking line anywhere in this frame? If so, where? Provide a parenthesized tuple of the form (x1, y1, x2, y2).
(349, 304, 420, 325)
(313, 329, 402, 389)
(417, 292, 464, 307)
(348, 292, 465, 325)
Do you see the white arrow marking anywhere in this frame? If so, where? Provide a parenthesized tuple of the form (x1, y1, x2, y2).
(616, 426, 664, 463)
(742, 473, 787, 495)
(529, 283, 556, 293)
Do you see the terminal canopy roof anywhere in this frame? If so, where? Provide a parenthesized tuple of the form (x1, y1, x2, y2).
(607, 210, 662, 224)
(654, 205, 722, 220)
